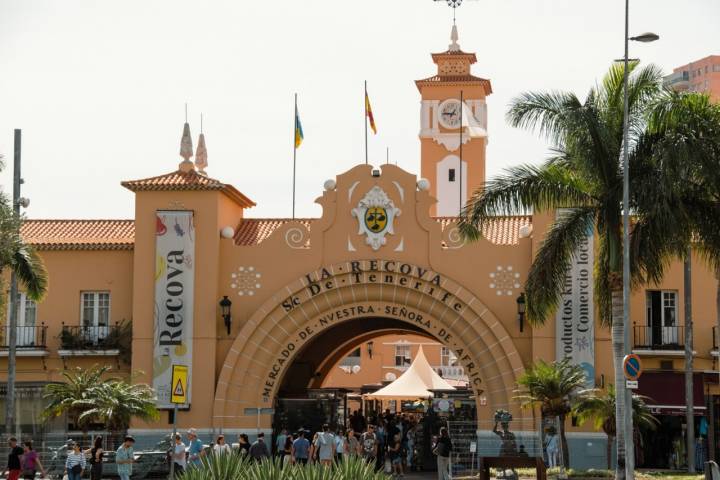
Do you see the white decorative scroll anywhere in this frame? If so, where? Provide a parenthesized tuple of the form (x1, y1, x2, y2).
(153, 211, 195, 408)
(555, 210, 595, 388)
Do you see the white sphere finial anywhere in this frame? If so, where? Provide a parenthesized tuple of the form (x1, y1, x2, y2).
(323, 179, 337, 191)
(220, 226, 235, 239)
(417, 178, 431, 191)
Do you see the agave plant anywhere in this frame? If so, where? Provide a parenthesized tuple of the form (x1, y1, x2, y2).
(179, 453, 391, 480)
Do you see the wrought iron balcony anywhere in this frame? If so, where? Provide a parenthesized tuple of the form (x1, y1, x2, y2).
(633, 325, 684, 350)
(0, 325, 48, 349)
(60, 324, 122, 350)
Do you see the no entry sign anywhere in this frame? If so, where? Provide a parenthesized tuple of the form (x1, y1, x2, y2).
(623, 354, 642, 381)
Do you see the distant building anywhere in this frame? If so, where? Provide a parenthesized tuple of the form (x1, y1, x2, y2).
(664, 55, 720, 100)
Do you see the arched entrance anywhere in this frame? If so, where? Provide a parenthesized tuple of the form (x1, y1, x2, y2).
(212, 259, 526, 431)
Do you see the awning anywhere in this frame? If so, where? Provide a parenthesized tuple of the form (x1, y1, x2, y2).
(637, 371, 705, 416)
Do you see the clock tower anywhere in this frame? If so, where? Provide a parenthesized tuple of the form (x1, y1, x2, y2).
(416, 25, 492, 216)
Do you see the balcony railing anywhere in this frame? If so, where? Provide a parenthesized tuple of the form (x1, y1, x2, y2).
(633, 325, 684, 350)
(0, 325, 48, 349)
(60, 324, 122, 350)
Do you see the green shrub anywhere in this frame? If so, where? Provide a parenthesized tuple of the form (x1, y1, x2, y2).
(179, 453, 391, 480)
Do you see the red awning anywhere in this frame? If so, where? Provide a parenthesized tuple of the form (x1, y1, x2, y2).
(637, 372, 706, 416)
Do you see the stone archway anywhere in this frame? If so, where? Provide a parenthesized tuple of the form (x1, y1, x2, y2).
(212, 259, 526, 430)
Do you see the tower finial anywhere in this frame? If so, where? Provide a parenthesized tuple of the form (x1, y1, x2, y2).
(195, 113, 208, 175)
(179, 104, 194, 172)
(449, 23, 460, 52)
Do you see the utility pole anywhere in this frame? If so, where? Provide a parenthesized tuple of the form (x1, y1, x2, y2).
(5, 129, 22, 435)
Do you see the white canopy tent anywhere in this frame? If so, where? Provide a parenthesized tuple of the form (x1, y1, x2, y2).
(364, 345, 456, 400)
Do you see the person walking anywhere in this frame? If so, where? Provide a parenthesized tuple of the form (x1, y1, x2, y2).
(4, 437, 24, 480)
(360, 425, 378, 465)
(544, 426, 559, 468)
(238, 434, 251, 457)
(87, 436, 103, 480)
(335, 428, 346, 463)
(433, 427, 452, 480)
(346, 429, 360, 458)
(248, 433, 270, 462)
(115, 436, 135, 480)
(21, 441, 46, 480)
(389, 433, 404, 477)
(313, 424, 335, 466)
(65, 442, 86, 480)
(186, 429, 205, 467)
(275, 429, 288, 457)
(213, 434, 231, 455)
(282, 435, 293, 466)
(292, 430, 310, 465)
(171, 434, 187, 476)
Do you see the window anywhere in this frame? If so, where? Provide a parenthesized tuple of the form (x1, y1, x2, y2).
(5, 293, 37, 346)
(440, 347, 458, 367)
(448, 169, 456, 182)
(645, 290, 678, 345)
(394, 344, 411, 367)
(340, 347, 361, 367)
(81, 292, 110, 339)
(714, 65, 720, 72)
(705, 65, 710, 74)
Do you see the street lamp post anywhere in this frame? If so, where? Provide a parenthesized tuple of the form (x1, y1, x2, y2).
(621, 1, 658, 479)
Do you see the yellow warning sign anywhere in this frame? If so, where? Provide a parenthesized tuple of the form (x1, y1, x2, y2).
(171, 365, 188, 404)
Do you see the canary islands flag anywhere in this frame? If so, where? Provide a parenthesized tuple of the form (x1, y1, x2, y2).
(295, 109, 304, 148)
(365, 92, 377, 134)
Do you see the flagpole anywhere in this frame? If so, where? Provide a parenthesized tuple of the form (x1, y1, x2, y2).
(364, 80, 368, 165)
(459, 90, 463, 215)
(386, 146, 389, 165)
(293, 93, 298, 219)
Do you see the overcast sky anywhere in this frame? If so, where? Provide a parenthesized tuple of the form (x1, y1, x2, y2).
(1, 0, 719, 219)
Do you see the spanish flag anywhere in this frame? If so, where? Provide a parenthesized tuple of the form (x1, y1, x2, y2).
(365, 91, 377, 134)
(294, 108, 304, 148)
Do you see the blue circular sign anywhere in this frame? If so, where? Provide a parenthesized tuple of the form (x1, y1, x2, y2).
(623, 354, 642, 380)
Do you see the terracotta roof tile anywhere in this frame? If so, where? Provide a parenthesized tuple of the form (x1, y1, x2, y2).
(234, 216, 531, 246)
(234, 218, 313, 246)
(21, 220, 135, 251)
(121, 169, 255, 208)
(415, 75, 493, 93)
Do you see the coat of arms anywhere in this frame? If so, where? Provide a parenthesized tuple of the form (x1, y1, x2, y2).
(351, 186, 401, 250)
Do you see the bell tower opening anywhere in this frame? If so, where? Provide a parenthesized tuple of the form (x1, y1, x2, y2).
(416, 24, 492, 216)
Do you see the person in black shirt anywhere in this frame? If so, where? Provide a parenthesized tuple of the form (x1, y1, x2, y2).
(4, 437, 24, 480)
(433, 427, 453, 480)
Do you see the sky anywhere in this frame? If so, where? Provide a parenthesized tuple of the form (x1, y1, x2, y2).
(1, 0, 719, 220)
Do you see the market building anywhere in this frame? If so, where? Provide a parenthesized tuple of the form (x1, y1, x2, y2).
(2, 28, 720, 470)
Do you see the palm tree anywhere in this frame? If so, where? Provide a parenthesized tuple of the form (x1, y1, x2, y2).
(515, 358, 587, 467)
(573, 385, 658, 469)
(459, 63, 720, 478)
(0, 156, 49, 433)
(43, 365, 159, 435)
(639, 91, 720, 472)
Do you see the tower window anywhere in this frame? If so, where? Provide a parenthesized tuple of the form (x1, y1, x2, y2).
(448, 169, 456, 182)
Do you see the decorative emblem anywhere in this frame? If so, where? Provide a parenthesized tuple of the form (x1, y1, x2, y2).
(489, 265, 521, 296)
(351, 186, 401, 251)
(231, 266, 262, 296)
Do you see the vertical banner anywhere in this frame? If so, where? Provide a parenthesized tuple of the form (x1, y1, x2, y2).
(555, 210, 595, 388)
(154, 211, 195, 408)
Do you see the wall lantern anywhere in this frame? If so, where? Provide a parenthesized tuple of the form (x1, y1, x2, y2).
(516, 292, 526, 333)
(367, 341, 374, 359)
(219, 296, 232, 335)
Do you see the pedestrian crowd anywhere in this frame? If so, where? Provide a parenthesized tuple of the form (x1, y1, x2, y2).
(4, 411, 453, 480)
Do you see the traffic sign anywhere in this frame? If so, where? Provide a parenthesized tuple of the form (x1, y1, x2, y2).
(626, 380, 638, 389)
(171, 365, 189, 404)
(623, 354, 642, 380)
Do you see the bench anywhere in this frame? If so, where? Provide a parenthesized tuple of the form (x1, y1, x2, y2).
(479, 456, 547, 480)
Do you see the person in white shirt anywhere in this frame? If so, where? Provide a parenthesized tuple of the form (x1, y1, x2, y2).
(171, 434, 187, 476)
(213, 435, 231, 455)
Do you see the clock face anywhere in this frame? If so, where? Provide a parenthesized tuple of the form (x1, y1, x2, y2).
(438, 99, 462, 129)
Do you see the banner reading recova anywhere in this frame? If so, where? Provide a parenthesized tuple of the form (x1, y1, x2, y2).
(154, 211, 195, 408)
(555, 210, 595, 388)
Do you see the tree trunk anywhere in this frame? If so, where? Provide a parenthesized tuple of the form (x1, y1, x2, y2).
(559, 414, 570, 468)
(5, 267, 19, 436)
(685, 253, 695, 472)
(611, 285, 627, 480)
(608, 435, 615, 471)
